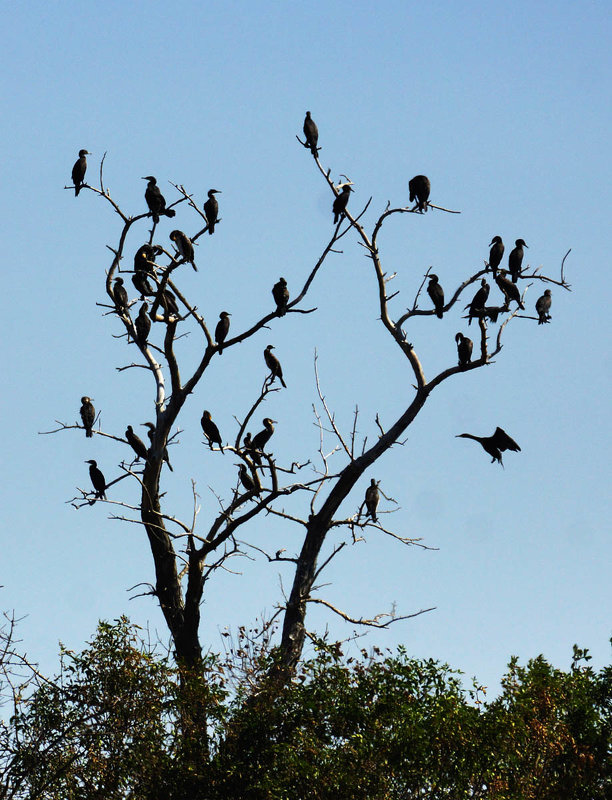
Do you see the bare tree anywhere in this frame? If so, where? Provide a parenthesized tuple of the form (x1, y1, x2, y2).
(48, 126, 570, 689)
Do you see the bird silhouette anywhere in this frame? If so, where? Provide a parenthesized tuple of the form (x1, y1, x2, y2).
(427, 274, 445, 318)
(455, 333, 473, 367)
(169, 230, 196, 270)
(409, 175, 431, 212)
(495, 270, 525, 309)
(201, 410, 223, 452)
(80, 397, 95, 438)
(142, 176, 176, 224)
(215, 312, 231, 353)
(456, 427, 521, 466)
(71, 149, 90, 196)
(535, 290, 552, 324)
(303, 111, 319, 156)
(488, 236, 504, 276)
(333, 185, 352, 223)
(85, 460, 106, 499)
(125, 425, 149, 461)
(264, 345, 287, 387)
(365, 479, 380, 523)
(508, 239, 528, 283)
(466, 279, 490, 325)
(204, 189, 221, 234)
(272, 277, 289, 316)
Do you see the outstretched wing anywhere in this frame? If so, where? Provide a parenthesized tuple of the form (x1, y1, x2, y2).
(492, 427, 521, 452)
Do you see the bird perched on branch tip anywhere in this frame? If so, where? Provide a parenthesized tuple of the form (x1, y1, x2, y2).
(169, 230, 196, 270)
(72, 149, 90, 196)
(264, 344, 287, 387)
(85, 460, 106, 499)
(204, 189, 221, 234)
(303, 111, 319, 156)
(409, 175, 431, 212)
(80, 397, 95, 438)
(142, 176, 176, 224)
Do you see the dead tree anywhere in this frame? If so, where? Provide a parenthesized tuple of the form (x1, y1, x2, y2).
(50, 131, 570, 687)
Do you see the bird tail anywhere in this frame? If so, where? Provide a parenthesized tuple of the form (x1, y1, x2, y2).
(436, 309, 443, 319)
(164, 209, 176, 218)
(75, 185, 80, 197)
(191, 262, 198, 272)
(208, 223, 215, 235)
(281, 377, 287, 388)
(86, 429, 93, 438)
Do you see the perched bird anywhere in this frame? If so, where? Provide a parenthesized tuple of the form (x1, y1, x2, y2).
(332, 185, 352, 224)
(204, 189, 221, 234)
(243, 431, 260, 465)
(125, 425, 149, 461)
(134, 243, 160, 274)
(169, 230, 196, 270)
(142, 422, 173, 471)
(132, 269, 157, 297)
(135, 303, 151, 346)
(303, 111, 319, 156)
(466, 279, 490, 325)
(237, 463, 261, 495)
(215, 311, 231, 354)
(142, 176, 176, 224)
(508, 239, 528, 283)
(495, 270, 525, 309)
(85, 460, 106, 499)
(251, 418, 276, 455)
(427, 274, 445, 318)
(264, 344, 287, 387)
(201, 410, 223, 452)
(112, 278, 129, 313)
(80, 396, 95, 438)
(364, 479, 380, 523)
(159, 289, 179, 320)
(272, 277, 289, 316)
(535, 289, 552, 324)
(488, 236, 504, 276)
(409, 175, 431, 212)
(456, 427, 521, 466)
(71, 149, 90, 196)
(455, 333, 473, 367)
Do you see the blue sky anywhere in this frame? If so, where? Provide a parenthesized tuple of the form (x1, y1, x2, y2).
(2, 1, 610, 695)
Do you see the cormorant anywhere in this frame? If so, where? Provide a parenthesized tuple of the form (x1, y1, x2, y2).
(264, 345, 287, 387)
(409, 175, 431, 212)
(488, 236, 504, 276)
(134, 243, 161, 274)
(365, 479, 380, 523)
(455, 333, 473, 367)
(204, 189, 221, 234)
(80, 396, 95, 438)
(508, 239, 528, 283)
(332, 185, 352, 224)
(142, 176, 176, 224)
(158, 289, 179, 320)
(466, 279, 490, 325)
(535, 289, 552, 324)
(427, 274, 444, 318)
(272, 277, 289, 316)
(132, 269, 157, 297)
(215, 311, 231, 354)
(303, 111, 319, 156)
(125, 425, 148, 461)
(112, 278, 129, 313)
(456, 427, 521, 466)
(169, 230, 196, 270)
(142, 422, 173, 471)
(237, 463, 261, 494)
(251, 418, 276, 455)
(85, 460, 106, 499)
(72, 149, 90, 196)
(495, 270, 525, 309)
(135, 303, 151, 346)
(201, 410, 223, 452)
(243, 431, 261, 465)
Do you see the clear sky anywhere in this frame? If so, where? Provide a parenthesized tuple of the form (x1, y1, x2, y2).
(2, 1, 610, 696)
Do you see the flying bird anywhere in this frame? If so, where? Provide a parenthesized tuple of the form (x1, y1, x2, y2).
(303, 111, 319, 156)
(466, 279, 490, 325)
(201, 410, 223, 452)
(456, 427, 521, 466)
(272, 277, 289, 316)
(264, 344, 287, 387)
(71, 149, 90, 196)
(488, 236, 504, 276)
(204, 189, 221, 234)
(409, 175, 431, 212)
(215, 311, 231, 353)
(125, 425, 149, 461)
(455, 333, 473, 367)
(332, 185, 352, 224)
(535, 289, 552, 324)
(85, 460, 106, 500)
(80, 396, 95, 438)
(169, 230, 196, 270)
(142, 422, 173, 471)
(365, 479, 380, 523)
(427, 274, 445, 318)
(508, 239, 528, 283)
(495, 270, 525, 309)
(142, 176, 176, 224)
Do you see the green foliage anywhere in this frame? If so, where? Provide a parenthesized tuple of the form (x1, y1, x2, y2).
(1, 622, 609, 799)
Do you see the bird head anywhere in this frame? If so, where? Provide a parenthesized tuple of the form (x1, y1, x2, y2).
(79, 149, 90, 157)
(85, 459, 97, 466)
(489, 236, 502, 246)
(219, 311, 231, 318)
(142, 176, 157, 184)
(516, 239, 528, 247)
(428, 274, 438, 282)
(81, 396, 92, 403)
(202, 410, 212, 421)
(208, 189, 221, 195)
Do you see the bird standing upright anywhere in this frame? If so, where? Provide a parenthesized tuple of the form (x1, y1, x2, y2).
(80, 396, 95, 438)
(142, 422, 173, 471)
(466, 279, 490, 325)
(201, 410, 223, 452)
(427, 274, 445, 318)
(508, 239, 528, 283)
(365, 479, 380, 523)
(169, 230, 196, 270)
(85, 460, 106, 499)
(251, 418, 276, 455)
(204, 189, 221, 234)
(135, 303, 151, 346)
(215, 312, 231, 354)
(237, 463, 261, 494)
(535, 289, 552, 324)
(142, 176, 176, 224)
(125, 425, 149, 461)
(495, 270, 525, 309)
(303, 111, 319, 156)
(332, 185, 352, 224)
(264, 345, 287, 387)
(272, 277, 289, 316)
(455, 333, 473, 367)
(488, 236, 504, 276)
(71, 149, 90, 196)
(112, 278, 129, 313)
(456, 427, 521, 466)
(409, 175, 431, 212)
